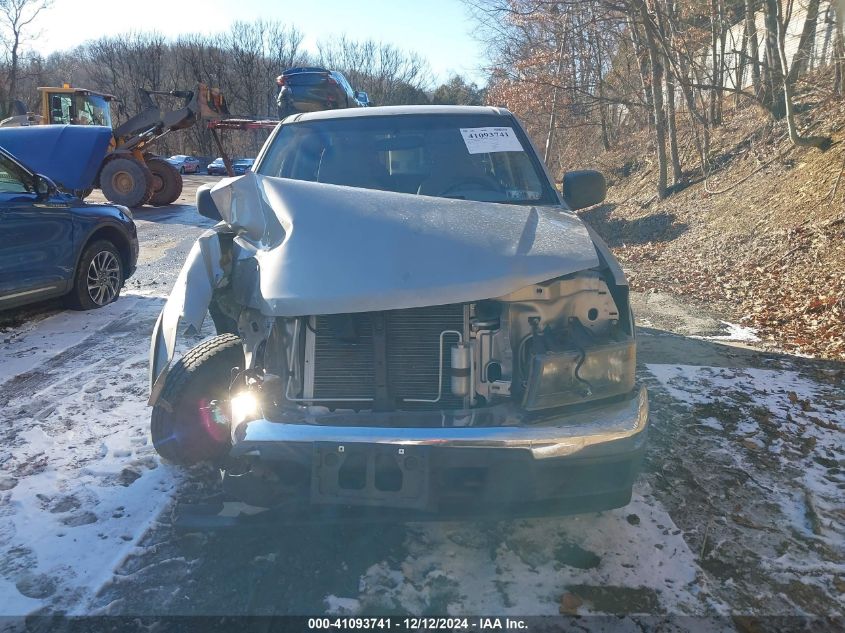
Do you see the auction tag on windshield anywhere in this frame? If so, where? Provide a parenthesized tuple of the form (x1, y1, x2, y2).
(460, 127, 524, 154)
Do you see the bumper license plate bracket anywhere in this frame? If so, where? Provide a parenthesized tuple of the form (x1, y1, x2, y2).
(311, 442, 431, 510)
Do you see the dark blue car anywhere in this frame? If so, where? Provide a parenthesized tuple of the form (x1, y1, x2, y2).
(0, 145, 138, 311)
(232, 158, 254, 175)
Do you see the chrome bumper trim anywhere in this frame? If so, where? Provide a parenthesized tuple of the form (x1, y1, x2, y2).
(231, 387, 648, 460)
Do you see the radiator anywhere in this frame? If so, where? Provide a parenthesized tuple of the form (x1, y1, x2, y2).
(310, 304, 466, 410)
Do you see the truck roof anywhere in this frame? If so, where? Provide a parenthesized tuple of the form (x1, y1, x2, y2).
(290, 104, 512, 123)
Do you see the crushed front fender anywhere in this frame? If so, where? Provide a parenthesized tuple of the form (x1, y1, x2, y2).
(148, 228, 228, 406)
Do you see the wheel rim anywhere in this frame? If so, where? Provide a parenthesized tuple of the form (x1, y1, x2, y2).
(112, 171, 134, 195)
(86, 251, 121, 306)
(151, 173, 164, 193)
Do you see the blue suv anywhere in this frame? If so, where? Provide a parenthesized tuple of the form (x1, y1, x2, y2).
(0, 146, 138, 311)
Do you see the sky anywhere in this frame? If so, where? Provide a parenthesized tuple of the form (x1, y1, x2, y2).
(31, 0, 487, 86)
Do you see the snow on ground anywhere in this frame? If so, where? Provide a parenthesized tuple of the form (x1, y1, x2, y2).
(0, 292, 185, 615)
(645, 364, 843, 524)
(325, 486, 721, 616)
(690, 321, 761, 343)
(645, 363, 845, 613)
(0, 297, 141, 388)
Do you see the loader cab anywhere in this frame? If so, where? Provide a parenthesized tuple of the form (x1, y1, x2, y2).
(38, 86, 114, 128)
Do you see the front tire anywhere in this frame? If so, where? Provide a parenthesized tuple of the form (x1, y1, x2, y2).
(67, 240, 124, 310)
(151, 334, 244, 465)
(99, 157, 154, 207)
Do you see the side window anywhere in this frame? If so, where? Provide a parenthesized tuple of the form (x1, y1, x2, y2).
(49, 94, 72, 125)
(0, 157, 33, 194)
(335, 73, 353, 99)
(75, 96, 96, 125)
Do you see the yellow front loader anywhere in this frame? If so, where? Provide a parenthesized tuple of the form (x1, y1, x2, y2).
(1, 83, 229, 207)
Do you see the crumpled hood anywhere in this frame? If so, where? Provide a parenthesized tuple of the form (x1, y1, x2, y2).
(210, 173, 601, 316)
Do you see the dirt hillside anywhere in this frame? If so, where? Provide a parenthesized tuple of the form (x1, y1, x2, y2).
(577, 81, 845, 360)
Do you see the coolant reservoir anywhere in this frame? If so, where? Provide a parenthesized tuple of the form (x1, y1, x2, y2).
(450, 343, 471, 396)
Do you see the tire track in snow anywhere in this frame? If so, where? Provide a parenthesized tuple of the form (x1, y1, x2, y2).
(0, 293, 201, 615)
(0, 297, 145, 390)
(326, 485, 719, 616)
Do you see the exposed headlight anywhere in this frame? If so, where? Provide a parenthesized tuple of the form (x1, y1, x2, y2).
(522, 338, 635, 411)
(230, 391, 259, 423)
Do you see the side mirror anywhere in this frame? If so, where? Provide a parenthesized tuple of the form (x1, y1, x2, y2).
(35, 174, 58, 199)
(562, 170, 606, 210)
(197, 183, 222, 221)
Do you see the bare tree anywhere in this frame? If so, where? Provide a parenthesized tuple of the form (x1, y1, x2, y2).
(658, 0, 682, 184)
(635, 0, 668, 197)
(709, 0, 721, 124)
(317, 36, 432, 105)
(743, 0, 761, 98)
(0, 0, 51, 103)
(786, 0, 822, 86)
(770, 0, 832, 149)
(834, 5, 845, 97)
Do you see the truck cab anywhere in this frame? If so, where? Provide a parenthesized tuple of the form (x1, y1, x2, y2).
(39, 85, 115, 128)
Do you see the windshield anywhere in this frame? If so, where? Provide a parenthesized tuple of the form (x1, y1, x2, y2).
(78, 94, 112, 127)
(256, 114, 558, 205)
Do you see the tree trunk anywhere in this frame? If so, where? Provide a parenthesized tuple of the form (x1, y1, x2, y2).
(9, 32, 20, 102)
(786, 0, 821, 85)
(763, 0, 786, 118)
(637, 0, 668, 197)
(628, 14, 654, 126)
(659, 0, 682, 184)
(773, 0, 832, 149)
(674, 42, 711, 175)
(710, 0, 720, 124)
(716, 0, 727, 123)
(659, 3, 711, 172)
(745, 0, 762, 96)
(834, 20, 844, 98)
(544, 39, 566, 165)
(735, 13, 747, 107)
(592, 31, 612, 150)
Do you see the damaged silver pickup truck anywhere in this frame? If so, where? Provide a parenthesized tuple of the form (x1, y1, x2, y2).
(149, 105, 648, 523)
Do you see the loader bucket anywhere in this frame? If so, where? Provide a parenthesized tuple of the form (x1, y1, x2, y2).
(197, 83, 231, 120)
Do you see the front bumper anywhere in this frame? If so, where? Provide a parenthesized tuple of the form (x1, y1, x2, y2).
(233, 386, 648, 461)
(219, 387, 648, 521)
